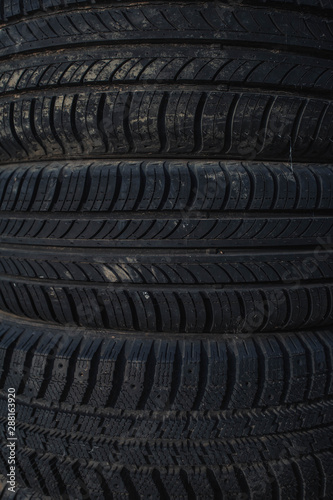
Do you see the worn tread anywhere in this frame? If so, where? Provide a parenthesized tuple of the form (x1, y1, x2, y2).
(0, 0, 333, 28)
(0, 47, 332, 96)
(0, 89, 332, 163)
(0, 4, 333, 61)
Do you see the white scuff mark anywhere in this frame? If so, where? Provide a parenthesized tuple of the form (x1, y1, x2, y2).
(100, 265, 117, 282)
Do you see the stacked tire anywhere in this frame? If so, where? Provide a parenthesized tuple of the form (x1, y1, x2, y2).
(0, 0, 332, 498)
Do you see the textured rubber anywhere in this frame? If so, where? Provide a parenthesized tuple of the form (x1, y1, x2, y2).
(0, 314, 333, 498)
(0, 449, 332, 499)
(0, 3, 332, 164)
(0, 480, 41, 500)
(1, 47, 332, 96)
(1, 314, 333, 410)
(0, 0, 332, 498)
(0, 161, 332, 212)
(1, 89, 333, 162)
(0, 3, 333, 59)
(0, 160, 331, 332)
(1, 0, 333, 26)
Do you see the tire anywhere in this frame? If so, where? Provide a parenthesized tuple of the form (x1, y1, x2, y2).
(0, 5, 333, 163)
(0, 315, 333, 498)
(0, 1, 332, 499)
(0, 160, 332, 333)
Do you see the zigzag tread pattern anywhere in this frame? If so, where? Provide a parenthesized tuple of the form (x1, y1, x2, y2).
(1, 425, 333, 468)
(0, 449, 332, 499)
(0, 313, 332, 498)
(0, 397, 333, 440)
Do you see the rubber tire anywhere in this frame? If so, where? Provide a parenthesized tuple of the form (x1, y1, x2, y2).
(0, 160, 332, 334)
(0, 1, 332, 499)
(0, 315, 333, 498)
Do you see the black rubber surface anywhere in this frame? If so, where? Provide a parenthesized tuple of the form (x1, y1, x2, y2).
(1, 90, 333, 162)
(1, 0, 333, 25)
(0, 4, 331, 165)
(0, 314, 332, 498)
(0, 160, 331, 333)
(0, 0, 332, 498)
(0, 3, 333, 59)
(0, 47, 332, 95)
(0, 3, 332, 166)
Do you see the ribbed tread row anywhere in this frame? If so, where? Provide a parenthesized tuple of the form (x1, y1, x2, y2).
(1, 0, 333, 25)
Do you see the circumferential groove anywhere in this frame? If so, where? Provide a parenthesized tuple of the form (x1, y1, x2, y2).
(158, 92, 169, 153)
(193, 92, 207, 153)
(97, 93, 108, 153)
(123, 93, 134, 153)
